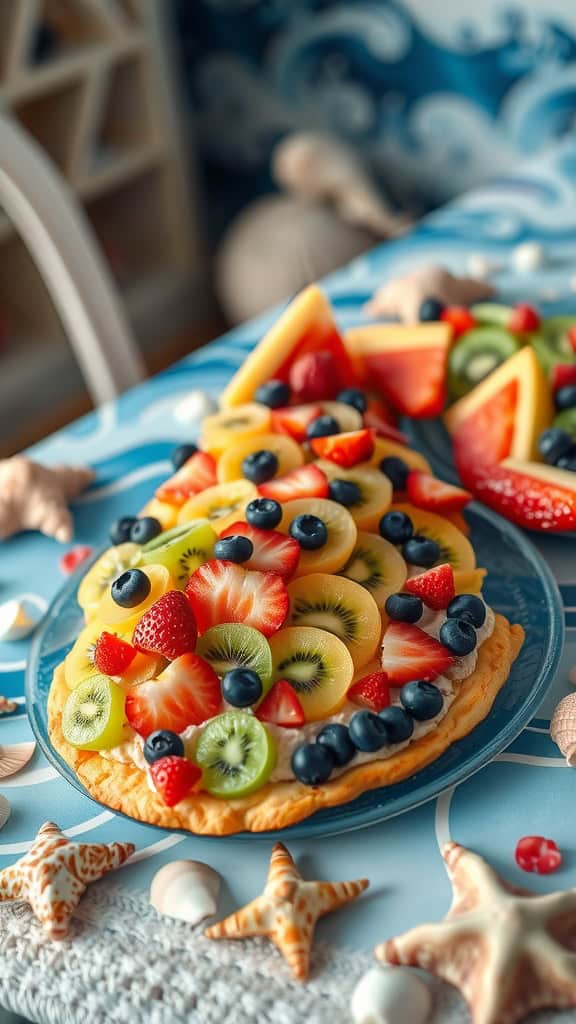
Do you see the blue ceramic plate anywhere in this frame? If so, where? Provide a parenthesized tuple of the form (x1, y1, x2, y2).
(403, 417, 460, 484)
(27, 503, 563, 840)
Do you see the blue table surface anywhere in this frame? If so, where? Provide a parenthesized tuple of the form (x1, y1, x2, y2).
(1, 141, 576, 957)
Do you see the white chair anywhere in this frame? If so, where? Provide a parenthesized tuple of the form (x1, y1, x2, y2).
(0, 111, 146, 404)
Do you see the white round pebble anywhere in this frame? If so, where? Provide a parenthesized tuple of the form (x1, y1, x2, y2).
(350, 965, 432, 1024)
(174, 390, 217, 424)
(511, 241, 544, 273)
(569, 665, 576, 687)
(465, 253, 495, 279)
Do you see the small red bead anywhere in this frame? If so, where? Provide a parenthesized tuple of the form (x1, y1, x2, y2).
(59, 545, 93, 575)
(515, 835, 562, 874)
(508, 303, 541, 334)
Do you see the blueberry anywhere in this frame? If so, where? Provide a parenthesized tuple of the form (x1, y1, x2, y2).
(109, 515, 137, 545)
(385, 592, 423, 624)
(555, 385, 576, 411)
(289, 514, 328, 550)
(254, 379, 291, 409)
(400, 681, 444, 721)
(171, 443, 198, 471)
(245, 497, 283, 530)
(328, 479, 362, 507)
(440, 617, 477, 655)
(447, 594, 486, 628)
(538, 428, 574, 465)
(291, 742, 334, 785)
(419, 297, 445, 322)
(379, 510, 413, 545)
(306, 415, 340, 440)
(111, 568, 151, 608)
(130, 517, 162, 544)
(336, 388, 367, 414)
(143, 729, 185, 765)
(378, 706, 415, 742)
(242, 449, 279, 484)
(348, 710, 389, 752)
(221, 668, 263, 707)
(557, 452, 576, 472)
(214, 535, 254, 563)
(379, 456, 409, 490)
(402, 535, 440, 567)
(316, 723, 355, 766)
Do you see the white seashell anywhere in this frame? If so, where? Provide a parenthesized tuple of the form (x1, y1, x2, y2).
(0, 794, 10, 829)
(568, 665, 576, 687)
(0, 598, 39, 642)
(174, 390, 217, 425)
(511, 241, 544, 273)
(150, 860, 220, 925)
(551, 693, 576, 766)
(0, 741, 36, 780)
(465, 253, 496, 280)
(351, 965, 431, 1024)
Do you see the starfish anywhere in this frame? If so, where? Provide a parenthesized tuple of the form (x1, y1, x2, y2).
(0, 821, 134, 938)
(364, 264, 493, 322)
(0, 456, 94, 542)
(206, 842, 368, 980)
(376, 842, 576, 1024)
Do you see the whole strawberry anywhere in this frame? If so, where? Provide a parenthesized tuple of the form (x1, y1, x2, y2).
(150, 755, 202, 807)
(133, 590, 197, 660)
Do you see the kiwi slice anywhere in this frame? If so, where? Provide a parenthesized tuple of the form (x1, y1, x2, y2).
(448, 328, 520, 400)
(140, 520, 216, 588)
(392, 505, 476, 572)
(195, 711, 276, 797)
(62, 675, 127, 750)
(287, 574, 380, 668)
(339, 531, 406, 607)
(269, 626, 353, 721)
(470, 302, 514, 326)
(531, 316, 576, 375)
(196, 623, 273, 691)
(77, 543, 140, 618)
(554, 408, 576, 439)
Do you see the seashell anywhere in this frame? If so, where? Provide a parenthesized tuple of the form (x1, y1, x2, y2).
(551, 692, 576, 766)
(174, 390, 217, 425)
(0, 598, 39, 642)
(150, 860, 220, 926)
(0, 741, 36, 779)
(511, 241, 544, 273)
(0, 794, 10, 829)
(0, 696, 17, 714)
(351, 965, 431, 1024)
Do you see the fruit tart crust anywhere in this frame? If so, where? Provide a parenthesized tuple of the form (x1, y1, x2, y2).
(48, 614, 523, 835)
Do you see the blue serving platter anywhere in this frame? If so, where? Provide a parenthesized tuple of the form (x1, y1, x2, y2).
(26, 502, 563, 840)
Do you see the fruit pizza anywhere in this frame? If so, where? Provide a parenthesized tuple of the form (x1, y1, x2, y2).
(48, 286, 524, 834)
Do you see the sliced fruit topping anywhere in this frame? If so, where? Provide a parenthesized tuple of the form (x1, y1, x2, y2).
(406, 471, 472, 514)
(348, 710, 389, 752)
(466, 459, 576, 532)
(93, 631, 136, 676)
(379, 509, 413, 545)
(381, 621, 454, 685)
(245, 497, 283, 530)
(64, 620, 112, 689)
(177, 479, 258, 535)
(130, 517, 162, 545)
(402, 535, 441, 568)
(254, 379, 291, 408)
(219, 520, 300, 579)
(222, 668, 263, 707)
(363, 397, 407, 444)
(279, 497, 357, 576)
(110, 515, 137, 545)
(255, 679, 305, 728)
(156, 451, 218, 506)
(400, 680, 443, 721)
(200, 402, 272, 457)
(405, 563, 455, 610)
(111, 568, 151, 608)
(139, 520, 216, 589)
(269, 625, 354, 721)
(125, 653, 221, 737)
(530, 315, 576, 375)
(453, 568, 486, 596)
(196, 622, 273, 691)
(78, 542, 141, 619)
(59, 545, 93, 576)
(447, 326, 520, 400)
(258, 463, 329, 503)
(551, 363, 576, 393)
(150, 756, 202, 807)
(217, 432, 303, 484)
(347, 671, 390, 712)
(379, 456, 409, 491)
(439, 618, 477, 655)
(310, 428, 375, 468)
(470, 302, 514, 326)
(143, 729, 185, 764)
(289, 513, 328, 550)
(62, 675, 127, 751)
(337, 387, 367, 414)
(555, 384, 576, 412)
(292, 742, 334, 784)
(271, 403, 323, 443)
(339, 531, 407, 607)
(447, 593, 486, 628)
(508, 302, 541, 334)
(384, 593, 423, 624)
(171, 442, 198, 471)
(440, 305, 477, 336)
(289, 349, 340, 402)
(97, 564, 173, 632)
(132, 590, 198, 660)
(185, 560, 289, 637)
(139, 497, 179, 531)
(320, 400, 363, 433)
(314, 460, 392, 530)
(316, 722, 355, 766)
(287, 573, 381, 669)
(306, 414, 341, 439)
(390, 504, 476, 572)
(214, 534, 254, 563)
(368, 437, 432, 474)
(195, 711, 276, 798)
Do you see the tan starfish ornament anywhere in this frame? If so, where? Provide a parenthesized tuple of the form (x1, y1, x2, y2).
(364, 264, 494, 322)
(376, 841, 576, 1024)
(206, 842, 369, 980)
(0, 456, 94, 542)
(0, 821, 134, 938)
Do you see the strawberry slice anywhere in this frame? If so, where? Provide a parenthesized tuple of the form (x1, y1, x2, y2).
(156, 451, 217, 506)
(185, 560, 289, 637)
(256, 679, 305, 728)
(363, 398, 407, 444)
(289, 350, 340, 402)
(467, 459, 576, 532)
(132, 590, 198, 660)
(405, 563, 455, 610)
(310, 428, 375, 468)
(126, 653, 221, 737)
(93, 631, 137, 675)
(508, 303, 541, 334)
(551, 363, 576, 393)
(220, 521, 300, 579)
(568, 326, 576, 354)
(150, 755, 203, 806)
(271, 404, 323, 443)
(258, 464, 329, 502)
(406, 470, 472, 514)
(440, 306, 477, 337)
(59, 545, 93, 576)
(382, 622, 454, 685)
(348, 672, 391, 712)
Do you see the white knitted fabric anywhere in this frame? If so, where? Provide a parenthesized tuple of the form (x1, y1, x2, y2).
(0, 886, 571, 1023)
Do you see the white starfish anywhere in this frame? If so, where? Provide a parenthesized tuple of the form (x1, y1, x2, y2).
(365, 264, 493, 322)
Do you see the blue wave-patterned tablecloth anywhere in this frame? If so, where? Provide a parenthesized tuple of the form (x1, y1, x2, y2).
(2, 143, 576, 970)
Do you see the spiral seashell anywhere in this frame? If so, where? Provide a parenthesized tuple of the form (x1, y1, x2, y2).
(351, 965, 431, 1024)
(150, 860, 220, 926)
(0, 741, 35, 779)
(550, 693, 576, 766)
(0, 794, 10, 829)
